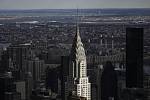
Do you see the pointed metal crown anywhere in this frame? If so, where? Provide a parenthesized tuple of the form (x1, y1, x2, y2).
(70, 25, 86, 61)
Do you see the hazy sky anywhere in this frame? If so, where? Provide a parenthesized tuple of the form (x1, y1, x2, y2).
(0, 0, 150, 9)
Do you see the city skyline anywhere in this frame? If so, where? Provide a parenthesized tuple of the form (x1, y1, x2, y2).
(0, 7, 150, 100)
(0, 0, 150, 9)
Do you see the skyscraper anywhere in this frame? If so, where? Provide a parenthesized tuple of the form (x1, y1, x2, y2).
(61, 56, 70, 100)
(66, 26, 91, 100)
(26, 57, 45, 89)
(101, 61, 118, 100)
(0, 72, 21, 100)
(7, 44, 32, 80)
(126, 28, 143, 88)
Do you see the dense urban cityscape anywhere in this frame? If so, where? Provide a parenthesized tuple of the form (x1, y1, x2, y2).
(0, 9, 150, 100)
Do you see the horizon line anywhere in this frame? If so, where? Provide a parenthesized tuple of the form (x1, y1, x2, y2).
(0, 7, 150, 11)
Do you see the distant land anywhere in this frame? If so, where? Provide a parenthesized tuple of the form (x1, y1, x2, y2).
(0, 8, 150, 17)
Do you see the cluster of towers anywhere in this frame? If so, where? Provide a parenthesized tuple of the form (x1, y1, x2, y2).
(64, 27, 145, 100)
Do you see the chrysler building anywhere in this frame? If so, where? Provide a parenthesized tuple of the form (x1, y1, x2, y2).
(66, 25, 91, 100)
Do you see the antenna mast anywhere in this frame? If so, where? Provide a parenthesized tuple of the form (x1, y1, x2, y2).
(76, 8, 80, 35)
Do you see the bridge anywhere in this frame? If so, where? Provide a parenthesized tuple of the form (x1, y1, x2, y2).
(87, 52, 125, 65)
(87, 52, 150, 65)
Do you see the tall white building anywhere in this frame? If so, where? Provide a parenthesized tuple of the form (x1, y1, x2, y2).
(67, 26, 91, 100)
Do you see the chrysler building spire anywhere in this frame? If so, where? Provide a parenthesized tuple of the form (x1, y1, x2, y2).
(70, 8, 86, 62)
(71, 26, 86, 62)
(66, 10, 91, 100)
